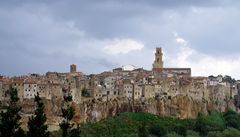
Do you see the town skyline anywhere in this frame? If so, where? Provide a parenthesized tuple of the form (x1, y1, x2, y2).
(0, 47, 238, 81)
(0, 47, 238, 127)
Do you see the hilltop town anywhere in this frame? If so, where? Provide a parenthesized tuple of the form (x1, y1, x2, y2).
(0, 48, 240, 130)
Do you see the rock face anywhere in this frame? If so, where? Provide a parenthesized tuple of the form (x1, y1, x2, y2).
(2, 85, 236, 131)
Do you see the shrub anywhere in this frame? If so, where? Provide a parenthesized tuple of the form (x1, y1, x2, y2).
(165, 132, 183, 137)
(224, 109, 240, 129)
(186, 130, 200, 137)
(149, 124, 167, 137)
(220, 128, 240, 137)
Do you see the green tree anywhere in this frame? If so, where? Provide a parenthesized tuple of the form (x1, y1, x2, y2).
(138, 122, 149, 137)
(194, 112, 207, 136)
(165, 132, 183, 137)
(220, 128, 240, 137)
(186, 130, 200, 137)
(173, 124, 186, 136)
(27, 92, 49, 137)
(223, 109, 240, 129)
(223, 75, 236, 84)
(0, 88, 25, 137)
(60, 94, 81, 137)
(149, 124, 166, 137)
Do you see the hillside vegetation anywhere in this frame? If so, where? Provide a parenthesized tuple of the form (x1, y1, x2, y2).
(51, 110, 240, 137)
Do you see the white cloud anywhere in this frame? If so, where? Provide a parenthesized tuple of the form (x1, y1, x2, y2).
(103, 38, 144, 54)
(174, 32, 188, 46)
(168, 35, 240, 79)
(176, 38, 186, 44)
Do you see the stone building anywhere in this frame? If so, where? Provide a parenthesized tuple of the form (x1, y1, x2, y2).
(67, 75, 81, 104)
(123, 79, 133, 98)
(134, 84, 142, 99)
(37, 82, 51, 100)
(142, 84, 154, 99)
(70, 64, 77, 73)
(12, 78, 24, 101)
(23, 79, 38, 99)
(1, 78, 11, 101)
(47, 83, 63, 100)
(188, 77, 208, 101)
(152, 47, 191, 78)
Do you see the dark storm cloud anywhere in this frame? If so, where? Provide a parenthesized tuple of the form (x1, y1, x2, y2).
(1, 0, 240, 77)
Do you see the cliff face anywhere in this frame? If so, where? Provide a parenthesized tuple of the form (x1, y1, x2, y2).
(9, 84, 237, 131)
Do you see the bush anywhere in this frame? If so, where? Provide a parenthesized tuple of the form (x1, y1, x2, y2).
(186, 130, 199, 137)
(224, 109, 240, 129)
(172, 124, 186, 136)
(195, 111, 225, 136)
(149, 124, 167, 137)
(220, 128, 240, 137)
(165, 132, 183, 137)
(206, 131, 222, 137)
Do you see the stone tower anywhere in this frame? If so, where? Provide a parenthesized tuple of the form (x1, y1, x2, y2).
(70, 64, 77, 73)
(152, 47, 163, 69)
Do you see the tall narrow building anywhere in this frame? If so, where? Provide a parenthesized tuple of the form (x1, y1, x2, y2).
(152, 47, 163, 70)
(70, 64, 77, 73)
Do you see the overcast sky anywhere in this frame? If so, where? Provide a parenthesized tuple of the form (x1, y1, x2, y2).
(1, 0, 240, 79)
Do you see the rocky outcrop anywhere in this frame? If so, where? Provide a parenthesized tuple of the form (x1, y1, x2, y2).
(1, 85, 236, 131)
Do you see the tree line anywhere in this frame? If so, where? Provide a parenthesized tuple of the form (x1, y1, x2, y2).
(0, 88, 81, 137)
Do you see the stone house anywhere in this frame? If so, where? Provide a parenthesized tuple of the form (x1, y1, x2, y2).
(23, 79, 38, 99)
(123, 79, 133, 98)
(142, 84, 154, 99)
(12, 78, 24, 101)
(134, 84, 142, 99)
(67, 76, 81, 104)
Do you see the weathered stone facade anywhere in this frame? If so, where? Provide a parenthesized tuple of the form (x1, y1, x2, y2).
(0, 48, 239, 131)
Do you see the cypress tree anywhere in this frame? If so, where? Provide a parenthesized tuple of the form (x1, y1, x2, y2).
(0, 88, 25, 137)
(27, 92, 49, 137)
(60, 94, 75, 137)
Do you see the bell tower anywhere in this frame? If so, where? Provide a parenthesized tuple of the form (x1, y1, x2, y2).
(70, 64, 77, 73)
(152, 47, 163, 69)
